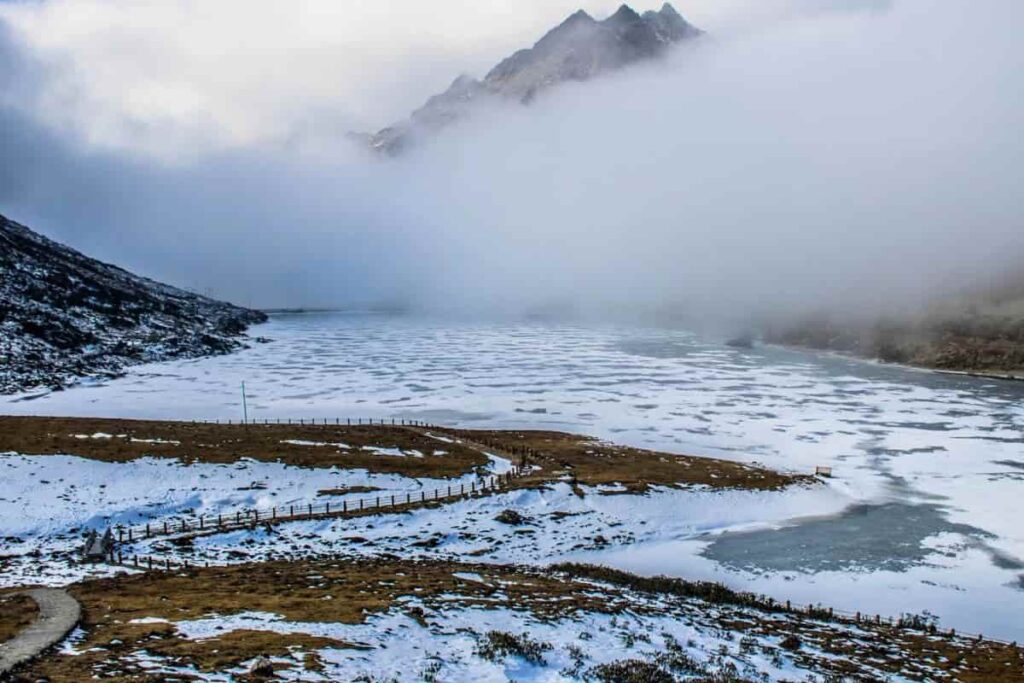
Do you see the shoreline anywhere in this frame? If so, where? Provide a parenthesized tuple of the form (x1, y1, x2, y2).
(764, 342, 1024, 383)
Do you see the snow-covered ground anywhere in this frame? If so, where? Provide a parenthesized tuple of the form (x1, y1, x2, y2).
(109, 479, 1021, 640)
(0, 450, 510, 584)
(83, 603, 811, 682)
(55, 561, 949, 683)
(3, 312, 1023, 639)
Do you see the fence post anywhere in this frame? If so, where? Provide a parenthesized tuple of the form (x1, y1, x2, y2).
(343, 500, 347, 513)
(164, 521, 168, 534)
(199, 515, 204, 530)
(406, 493, 410, 504)
(308, 503, 313, 517)
(448, 485, 451, 497)
(391, 494, 395, 506)
(290, 505, 294, 517)
(421, 491, 425, 502)
(146, 523, 150, 538)
(326, 503, 330, 514)
(376, 496, 380, 507)
(128, 529, 133, 542)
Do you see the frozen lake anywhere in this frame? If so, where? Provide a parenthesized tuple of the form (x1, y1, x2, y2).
(5, 311, 1024, 638)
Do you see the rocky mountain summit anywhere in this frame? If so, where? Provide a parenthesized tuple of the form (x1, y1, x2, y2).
(0, 214, 267, 394)
(362, 3, 702, 154)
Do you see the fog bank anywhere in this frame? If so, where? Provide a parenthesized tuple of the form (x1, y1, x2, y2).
(1, 0, 1022, 322)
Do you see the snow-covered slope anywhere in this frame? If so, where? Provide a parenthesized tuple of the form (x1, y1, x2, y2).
(0, 213, 267, 393)
(362, 3, 702, 154)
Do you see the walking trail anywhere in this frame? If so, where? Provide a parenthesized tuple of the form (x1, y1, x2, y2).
(0, 589, 80, 678)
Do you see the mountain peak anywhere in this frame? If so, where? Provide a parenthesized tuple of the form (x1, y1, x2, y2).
(606, 4, 642, 25)
(566, 8, 596, 23)
(660, 2, 682, 18)
(363, 4, 703, 155)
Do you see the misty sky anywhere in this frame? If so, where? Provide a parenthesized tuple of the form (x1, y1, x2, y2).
(0, 0, 1021, 319)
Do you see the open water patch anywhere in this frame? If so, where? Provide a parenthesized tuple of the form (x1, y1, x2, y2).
(702, 502, 992, 574)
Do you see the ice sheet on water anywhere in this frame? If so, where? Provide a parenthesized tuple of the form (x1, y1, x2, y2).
(3, 313, 1023, 637)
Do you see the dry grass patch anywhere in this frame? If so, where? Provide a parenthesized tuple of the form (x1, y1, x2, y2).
(1, 417, 809, 496)
(10, 557, 1023, 682)
(443, 428, 808, 492)
(15, 557, 612, 681)
(0, 417, 488, 478)
(0, 593, 37, 643)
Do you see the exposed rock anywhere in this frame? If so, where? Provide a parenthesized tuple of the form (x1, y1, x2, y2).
(248, 655, 275, 678)
(0, 213, 267, 394)
(365, 4, 702, 154)
(494, 508, 528, 525)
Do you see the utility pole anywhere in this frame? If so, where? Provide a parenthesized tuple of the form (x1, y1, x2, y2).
(241, 382, 249, 425)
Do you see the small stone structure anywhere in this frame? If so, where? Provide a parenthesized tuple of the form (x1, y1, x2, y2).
(81, 528, 115, 562)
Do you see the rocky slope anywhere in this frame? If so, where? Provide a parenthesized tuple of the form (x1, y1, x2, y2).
(0, 213, 267, 394)
(360, 3, 702, 154)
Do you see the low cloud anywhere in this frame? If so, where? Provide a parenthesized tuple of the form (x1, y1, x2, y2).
(1, 0, 1021, 322)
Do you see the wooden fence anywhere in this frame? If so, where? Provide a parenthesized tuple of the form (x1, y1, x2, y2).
(106, 466, 527, 550)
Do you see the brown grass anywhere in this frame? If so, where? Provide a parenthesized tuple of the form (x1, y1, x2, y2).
(12, 557, 1020, 682)
(15, 557, 608, 682)
(1, 417, 811, 498)
(0, 593, 37, 644)
(436, 428, 809, 492)
(0, 416, 488, 478)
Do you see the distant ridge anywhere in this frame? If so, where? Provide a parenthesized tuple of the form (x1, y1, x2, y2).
(357, 3, 702, 154)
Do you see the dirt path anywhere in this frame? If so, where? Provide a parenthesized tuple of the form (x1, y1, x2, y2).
(0, 589, 80, 678)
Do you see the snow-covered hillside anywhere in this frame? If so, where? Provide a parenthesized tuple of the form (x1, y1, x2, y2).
(0, 213, 266, 394)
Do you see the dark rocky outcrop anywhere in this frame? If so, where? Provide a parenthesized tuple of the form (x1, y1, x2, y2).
(0, 213, 267, 394)
(364, 4, 702, 154)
